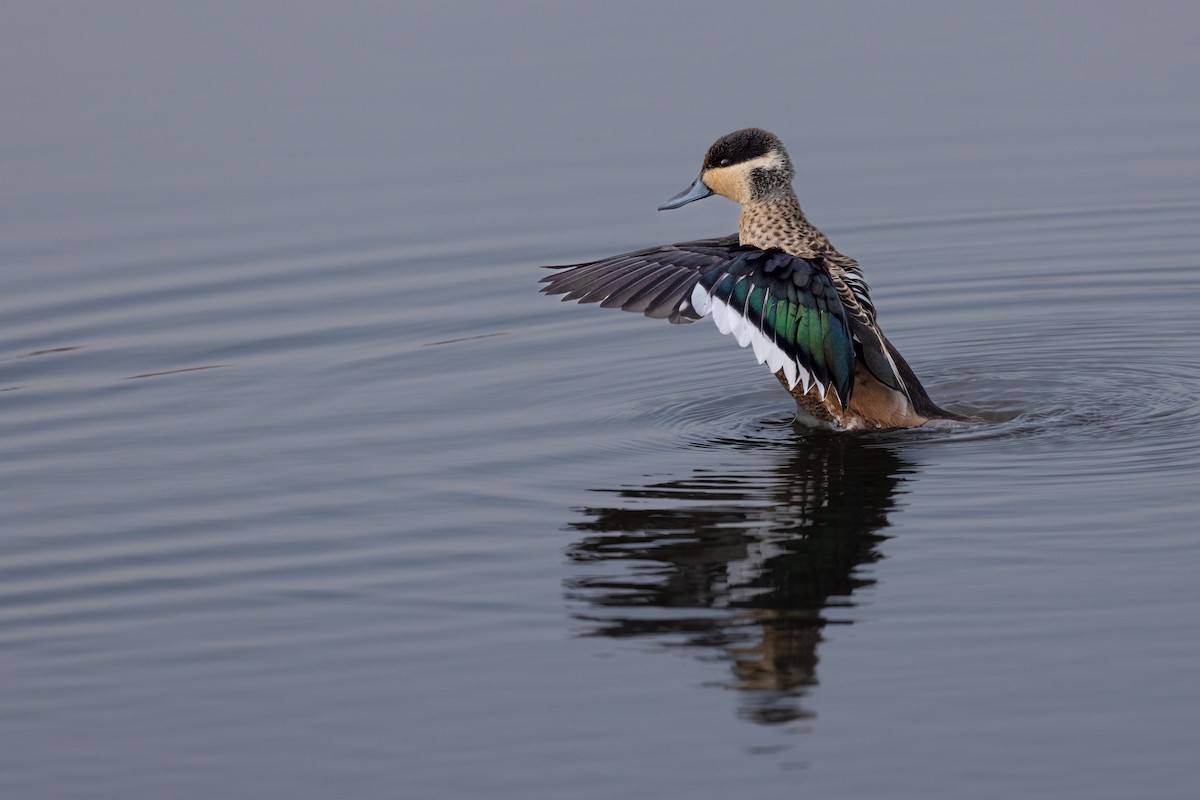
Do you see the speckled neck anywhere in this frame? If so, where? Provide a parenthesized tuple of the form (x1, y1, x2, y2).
(738, 189, 837, 259)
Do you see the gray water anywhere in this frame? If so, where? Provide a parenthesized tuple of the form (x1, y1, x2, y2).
(4, 3, 1200, 799)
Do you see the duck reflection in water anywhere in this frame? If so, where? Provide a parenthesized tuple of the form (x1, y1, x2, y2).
(564, 433, 914, 725)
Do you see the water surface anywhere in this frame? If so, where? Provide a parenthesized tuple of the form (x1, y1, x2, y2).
(3, 3, 1199, 799)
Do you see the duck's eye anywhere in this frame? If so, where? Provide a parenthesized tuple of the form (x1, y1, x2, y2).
(719, 158, 731, 167)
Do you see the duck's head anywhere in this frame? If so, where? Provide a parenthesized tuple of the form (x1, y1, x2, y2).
(659, 128, 795, 210)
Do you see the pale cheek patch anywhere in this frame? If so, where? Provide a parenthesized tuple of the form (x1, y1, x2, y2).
(702, 166, 742, 203)
(703, 151, 787, 204)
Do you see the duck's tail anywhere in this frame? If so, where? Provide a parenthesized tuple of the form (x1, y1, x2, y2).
(882, 335, 968, 421)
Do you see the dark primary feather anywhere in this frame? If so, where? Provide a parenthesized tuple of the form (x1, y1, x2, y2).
(846, 313, 905, 393)
(540, 235, 741, 323)
(540, 236, 857, 406)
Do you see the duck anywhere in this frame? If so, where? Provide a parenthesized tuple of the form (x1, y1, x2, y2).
(539, 128, 960, 430)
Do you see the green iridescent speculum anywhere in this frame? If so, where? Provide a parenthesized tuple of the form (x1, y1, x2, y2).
(760, 292, 778, 331)
(778, 300, 799, 350)
(797, 307, 822, 361)
(702, 266, 856, 399)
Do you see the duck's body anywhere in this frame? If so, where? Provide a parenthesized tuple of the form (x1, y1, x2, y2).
(540, 128, 958, 430)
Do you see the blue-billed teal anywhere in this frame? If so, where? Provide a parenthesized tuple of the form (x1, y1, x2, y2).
(540, 128, 959, 430)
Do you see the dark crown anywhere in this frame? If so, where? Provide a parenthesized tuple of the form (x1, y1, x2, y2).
(702, 128, 783, 170)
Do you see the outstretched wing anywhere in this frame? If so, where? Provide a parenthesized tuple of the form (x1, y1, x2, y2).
(540, 237, 856, 407)
(539, 235, 741, 323)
